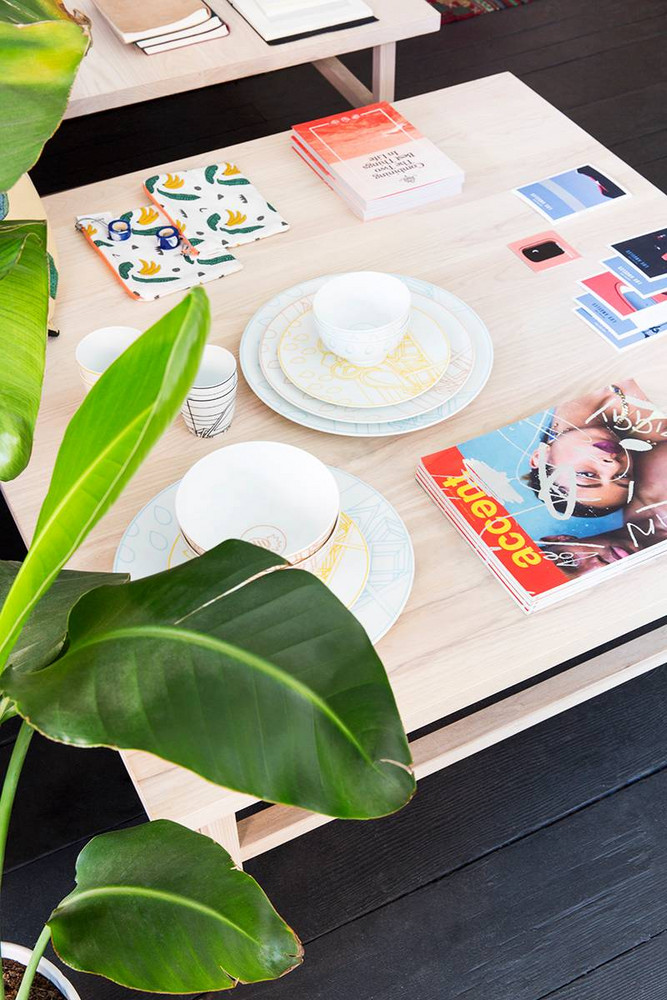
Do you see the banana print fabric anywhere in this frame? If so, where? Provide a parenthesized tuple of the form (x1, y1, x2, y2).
(76, 204, 242, 302)
(143, 163, 290, 249)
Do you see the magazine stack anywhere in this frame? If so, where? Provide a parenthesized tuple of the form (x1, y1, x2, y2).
(417, 380, 667, 612)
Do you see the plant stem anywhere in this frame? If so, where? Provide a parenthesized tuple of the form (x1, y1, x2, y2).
(15, 925, 51, 1000)
(0, 722, 34, 1000)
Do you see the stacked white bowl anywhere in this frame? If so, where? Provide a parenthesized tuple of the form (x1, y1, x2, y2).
(175, 441, 340, 574)
(313, 271, 411, 368)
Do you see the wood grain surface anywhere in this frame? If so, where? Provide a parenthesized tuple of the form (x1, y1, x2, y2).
(66, 0, 439, 116)
(8, 72, 667, 829)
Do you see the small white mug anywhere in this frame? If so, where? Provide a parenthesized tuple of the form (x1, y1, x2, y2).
(181, 345, 237, 438)
(75, 326, 141, 392)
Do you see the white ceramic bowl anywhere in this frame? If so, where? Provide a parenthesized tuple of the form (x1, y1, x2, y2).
(75, 325, 141, 391)
(175, 441, 340, 564)
(313, 272, 411, 367)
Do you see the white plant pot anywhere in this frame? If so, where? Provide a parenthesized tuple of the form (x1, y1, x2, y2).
(1, 942, 81, 1000)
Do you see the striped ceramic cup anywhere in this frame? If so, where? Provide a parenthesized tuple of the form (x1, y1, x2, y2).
(181, 345, 237, 438)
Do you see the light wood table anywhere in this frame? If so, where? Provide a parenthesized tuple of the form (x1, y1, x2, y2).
(11, 73, 667, 865)
(66, 0, 439, 117)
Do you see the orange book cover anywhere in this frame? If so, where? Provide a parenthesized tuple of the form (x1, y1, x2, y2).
(292, 102, 464, 202)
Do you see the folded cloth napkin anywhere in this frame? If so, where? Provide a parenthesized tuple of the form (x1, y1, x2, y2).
(76, 204, 242, 301)
(143, 163, 290, 249)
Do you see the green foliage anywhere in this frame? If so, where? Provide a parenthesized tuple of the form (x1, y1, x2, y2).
(0, 220, 48, 481)
(0, 287, 210, 674)
(5, 539, 415, 818)
(0, 0, 89, 191)
(49, 821, 302, 993)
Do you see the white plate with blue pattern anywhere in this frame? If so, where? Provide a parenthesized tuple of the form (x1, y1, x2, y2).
(241, 274, 493, 437)
(113, 467, 414, 645)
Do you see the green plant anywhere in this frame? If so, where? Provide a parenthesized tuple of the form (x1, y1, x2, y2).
(0, 286, 415, 997)
(0, 0, 89, 480)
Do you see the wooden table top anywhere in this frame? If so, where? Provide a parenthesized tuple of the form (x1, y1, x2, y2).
(12, 73, 667, 826)
(66, 0, 439, 118)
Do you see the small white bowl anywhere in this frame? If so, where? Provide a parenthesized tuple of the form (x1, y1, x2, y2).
(75, 325, 141, 392)
(175, 441, 340, 564)
(313, 272, 411, 367)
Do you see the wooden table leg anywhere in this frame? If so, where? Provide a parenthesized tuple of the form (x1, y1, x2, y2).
(372, 41, 396, 102)
(200, 814, 243, 869)
(312, 56, 373, 107)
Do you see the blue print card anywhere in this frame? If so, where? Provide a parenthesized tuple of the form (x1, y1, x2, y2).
(611, 228, 667, 281)
(574, 297, 667, 351)
(514, 165, 628, 221)
(602, 255, 667, 295)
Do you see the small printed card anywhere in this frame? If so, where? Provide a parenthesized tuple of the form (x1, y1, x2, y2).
(611, 228, 667, 281)
(514, 164, 628, 221)
(579, 271, 667, 317)
(76, 205, 242, 301)
(574, 295, 667, 351)
(507, 230, 580, 271)
(144, 163, 289, 249)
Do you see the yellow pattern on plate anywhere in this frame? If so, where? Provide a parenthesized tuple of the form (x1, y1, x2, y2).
(277, 304, 451, 408)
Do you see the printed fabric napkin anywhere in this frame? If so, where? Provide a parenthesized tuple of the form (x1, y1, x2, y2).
(143, 162, 290, 249)
(76, 204, 242, 301)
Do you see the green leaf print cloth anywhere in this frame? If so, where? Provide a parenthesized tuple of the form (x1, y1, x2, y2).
(143, 163, 290, 248)
(75, 204, 242, 302)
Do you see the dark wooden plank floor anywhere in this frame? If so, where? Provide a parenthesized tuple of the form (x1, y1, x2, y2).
(3, 0, 667, 996)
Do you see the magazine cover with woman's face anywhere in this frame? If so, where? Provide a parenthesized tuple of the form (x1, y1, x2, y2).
(421, 380, 667, 599)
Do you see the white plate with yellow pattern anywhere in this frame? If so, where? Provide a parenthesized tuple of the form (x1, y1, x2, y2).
(276, 300, 451, 409)
(113, 468, 414, 644)
(260, 289, 474, 423)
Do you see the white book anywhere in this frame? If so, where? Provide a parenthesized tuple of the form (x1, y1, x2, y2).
(136, 14, 222, 47)
(139, 21, 229, 53)
(92, 0, 211, 43)
(230, 0, 374, 43)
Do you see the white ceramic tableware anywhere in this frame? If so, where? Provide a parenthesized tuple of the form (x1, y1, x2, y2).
(278, 294, 450, 409)
(75, 325, 141, 391)
(264, 293, 466, 420)
(181, 345, 237, 438)
(241, 274, 493, 437)
(114, 467, 413, 644)
(175, 441, 340, 569)
(313, 271, 412, 367)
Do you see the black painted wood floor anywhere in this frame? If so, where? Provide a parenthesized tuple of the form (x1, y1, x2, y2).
(3, 0, 667, 995)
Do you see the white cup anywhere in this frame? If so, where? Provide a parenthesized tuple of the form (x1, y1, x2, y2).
(75, 326, 141, 392)
(313, 272, 411, 367)
(181, 345, 237, 438)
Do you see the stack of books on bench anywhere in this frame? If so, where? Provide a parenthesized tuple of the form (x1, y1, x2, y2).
(417, 380, 667, 613)
(93, 0, 229, 54)
(229, 0, 375, 44)
(292, 102, 465, 220)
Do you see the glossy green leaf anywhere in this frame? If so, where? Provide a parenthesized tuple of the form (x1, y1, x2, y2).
(0, 0, 89, 190)
(0, 287, 210, 675)
(49, 820, 302, 993)
(5, 540, 415, 818)
(0, 561, 127, 673)
(0, 220, 48, 481)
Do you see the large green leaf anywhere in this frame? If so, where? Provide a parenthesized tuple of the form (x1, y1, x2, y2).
(0, 561, 127, 673)
(4, 540, 416, 818)
(0, 0, 89, 191)
(0, 287, 210, 674)
(0, 220, 48, 481)
(49, 820, 302, 993)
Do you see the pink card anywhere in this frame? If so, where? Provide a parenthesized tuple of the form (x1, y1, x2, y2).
(507, 230, 581, 271)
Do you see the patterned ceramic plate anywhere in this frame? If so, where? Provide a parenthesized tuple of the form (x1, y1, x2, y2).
(240, 274, 493, 437)
(277, 300, 450, 408)
(260, 287, 474, 423)
(113, 468, 414, 645)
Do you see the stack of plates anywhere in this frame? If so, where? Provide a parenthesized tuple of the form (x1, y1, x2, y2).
(240, 274, 494, 437)
(114, 467, 414, 645)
